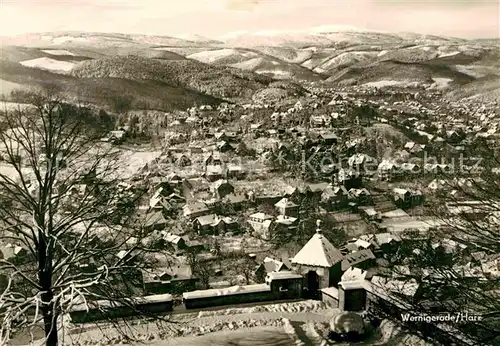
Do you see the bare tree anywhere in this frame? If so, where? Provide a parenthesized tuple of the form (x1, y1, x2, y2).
(375, 142, 500, 344)
(0, 92, 159, 346)
(186, 247, 211, 289)
(234, 253, 256, 285)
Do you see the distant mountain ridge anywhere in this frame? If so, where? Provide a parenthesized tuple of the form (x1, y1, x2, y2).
(1, 29, 499, 109)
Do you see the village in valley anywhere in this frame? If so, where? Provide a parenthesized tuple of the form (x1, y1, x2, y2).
(1, 6, 500, 345)
(15, 82, 493, 345)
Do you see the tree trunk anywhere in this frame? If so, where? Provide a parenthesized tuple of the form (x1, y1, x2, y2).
(42, 300, 58, 346)
(38, 230, 58, 346)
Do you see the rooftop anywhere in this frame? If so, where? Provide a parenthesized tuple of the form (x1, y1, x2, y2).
(183, 284, 270, 300)
(292, 229, 344, 268)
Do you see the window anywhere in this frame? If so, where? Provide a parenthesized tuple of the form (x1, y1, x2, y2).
(279, 280, 289, 292)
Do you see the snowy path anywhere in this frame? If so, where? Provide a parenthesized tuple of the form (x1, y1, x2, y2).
(184, 309, 333, 326)
(62, 301, 337, 345)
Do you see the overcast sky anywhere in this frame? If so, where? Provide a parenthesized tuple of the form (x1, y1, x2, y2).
(0, 0, 498, 39)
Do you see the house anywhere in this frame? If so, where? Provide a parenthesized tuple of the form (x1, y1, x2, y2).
(348, 188, 371, 205)
(274, 198, 299, 217)
(404, 141, 416, 151)
(445, 130, 462, 143)
(393, 188, 424, 208)
(0, 243, 27, 262)
(377, 161, 399, 181)
(250, 123, 263, 132)
(306, 182, 330, 196)
(172, 153, 192, 167)
(428, 178, 447, 191)
(358, 233, 401, 254)
(149, 194, 174, 214)
(348, 154, 376, 174)
(339, 242, 362, 255)
(223, 193, 247, 210)
(431, 238, 468, 255)
(205, 165, 224, 182)
(166, 173, 183, 185)
(424, 164, 450, 175)
(410, 144, 425, 154)
(182, 202, 210, 218)
(143, 265, 197, 294)
(337, 168, 362, 189)
(227, 164, 245, 179)
(319, 132, 339, 145)
(329, 94, 344, 104)
(150, 187, 171, 207)
(291, 222, 344, 293)
(248, 212, 274, 240)
(321, 185, 348, 209)
(101, 130, 126, 144)
(310, 115, 331, 128)
(341, 249, 376, 272)
(254, 257, 291, 283)
(360, 207, 379, 221)
(204, 152, 222, 166)
(217, 141, 235, 153)
(211, 180, 234, 199)
(163, 233, 187, 252)
(144, 211, 168, 231)
(274, 215, 299, 234)
(193, 213, 238, 235)
(193, 214, 218, 234)
(212, 215, 239, 234)
(400, 163, 420, 174)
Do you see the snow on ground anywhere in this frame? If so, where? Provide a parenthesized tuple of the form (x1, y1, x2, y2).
(16, 300, 432, 346)
(230, 57, 264, 70)
(149, 326, 298, 346)
(117, 149, 162, 179)
(187, 49, 242, 63)
(0, 164, 34, 181)
(0, 79, 23, 95)
(52, 36, 89, 45)
(255, 69, 292, 78)
(363, 80, 406, 88)
(378, 50, 388, 57)
(60, 300, 335, 346)
(437, 51, 460, 58)
(197, 300, 328, 318)
(301, 59, 315, 69)
(429, 77, 453, 90)
(377, 320, 433, 345)
(0, 101, 35, 111)
(319, 51, 376, 70)
(453, 65, 489, 78)
(41, 49, 75, 56)
(20, 57, 76, 73)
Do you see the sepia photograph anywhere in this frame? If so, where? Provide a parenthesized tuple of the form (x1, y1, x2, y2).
(0, 0, 499, 345)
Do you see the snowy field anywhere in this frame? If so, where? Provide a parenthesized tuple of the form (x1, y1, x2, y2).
(41, 49, 76, 56)
(0, 79, 23, 96)
(362, 80, 406, 88)
(20, 57, 76, 73)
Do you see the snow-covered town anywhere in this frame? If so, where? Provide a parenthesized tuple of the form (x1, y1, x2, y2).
(1, 2, 500, 346)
